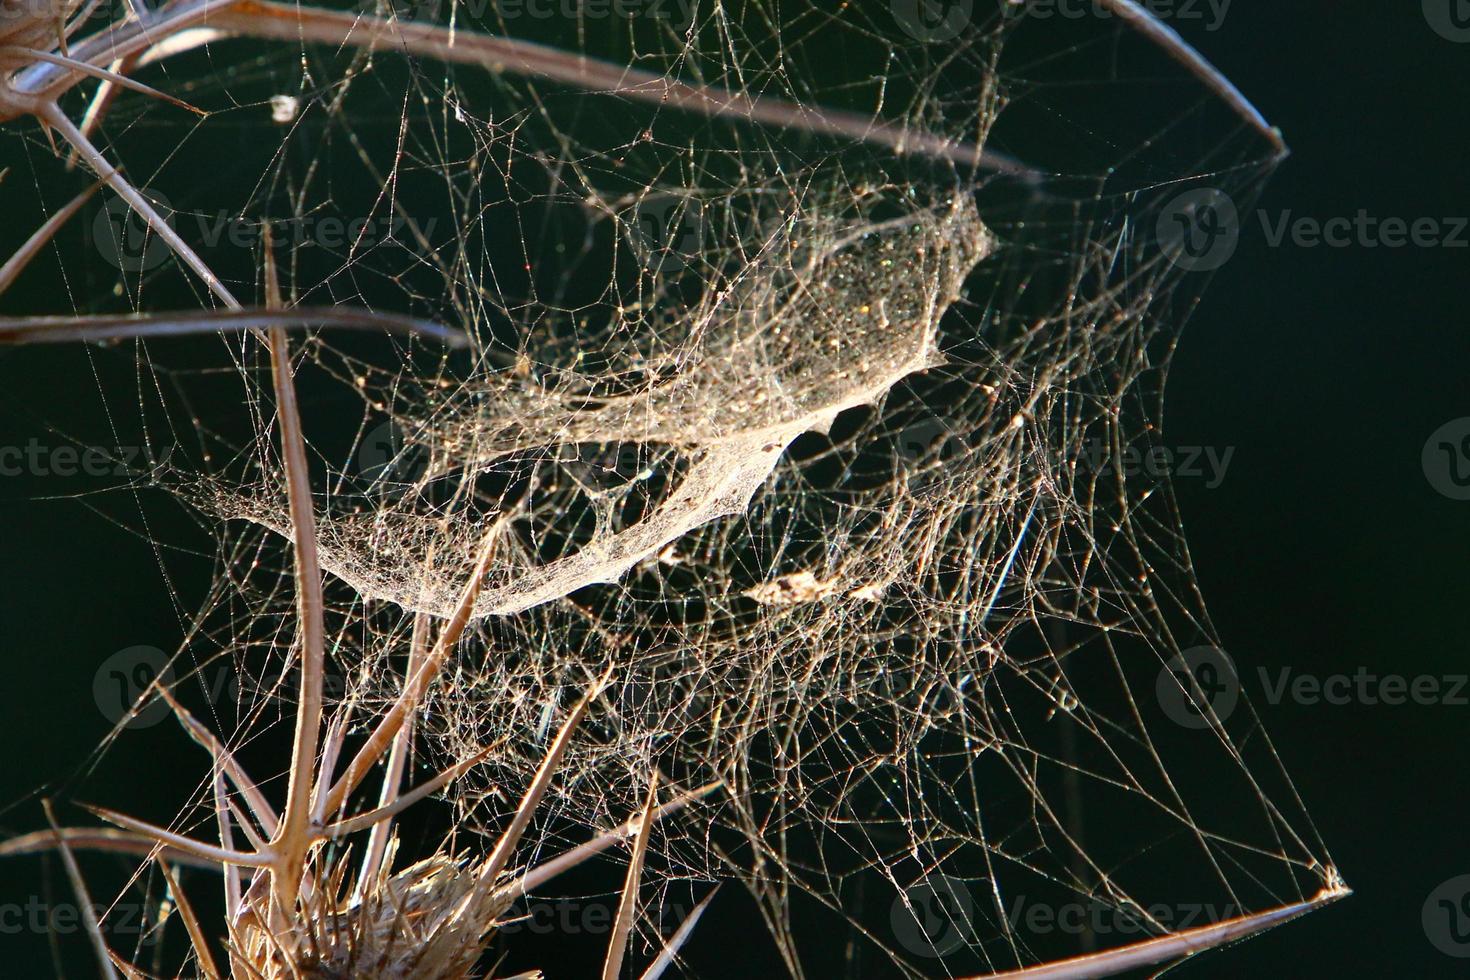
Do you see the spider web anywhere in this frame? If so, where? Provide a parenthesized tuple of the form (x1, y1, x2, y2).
(2, 1, 1339, 976)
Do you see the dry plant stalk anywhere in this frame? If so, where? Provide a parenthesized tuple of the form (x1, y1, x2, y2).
(4, 246, 722, 978)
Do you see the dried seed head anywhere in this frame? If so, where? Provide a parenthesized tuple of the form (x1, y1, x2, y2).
(234, 840, 521, 980)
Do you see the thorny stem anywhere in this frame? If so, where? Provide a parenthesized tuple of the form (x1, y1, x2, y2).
(37, 103, 242, 308)
(471, 674, 610, 897)
(261, 236, 325, 927)
(602, 773, 659, 980)
(1095, 0, 1285, 154)
(966, 885, 1349, 980)
(157, 861, 223, 980)
(0, 308, 469, 346)
(0, 178, 100, 295)
(324, 528, 502, 817)
(43, 800, 121, 980)
(356, 608, 433, 899)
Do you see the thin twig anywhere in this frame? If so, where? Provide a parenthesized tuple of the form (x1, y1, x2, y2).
(602, 773, 659, 980)
(0, 307, 467, 346)
(965, 885, 1350, 979)
(43, 799, 122, 980)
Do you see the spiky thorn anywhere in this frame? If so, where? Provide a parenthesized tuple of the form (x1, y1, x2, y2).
(964, 884, 1350, 979)
(0, 827, 221, 869)
(602, 773, 659, 980)
(154, 682, 280, 837)
(496, 781, 724, 900)
(158, 860, 224, 980)
(0, 178, 103, 295)
(36, 104, 241, 307)
(1095, 0, 1285, 155)
(355, 607, 433, 900)
(43, 798, 122, 980)
(0, 45, 203, 113)
(638, 887, 719, 980)
(467, 669, 616, 903)
(320, 526, 507, 818)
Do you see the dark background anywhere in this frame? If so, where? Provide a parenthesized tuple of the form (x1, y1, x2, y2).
(0, 2, 1465, 977)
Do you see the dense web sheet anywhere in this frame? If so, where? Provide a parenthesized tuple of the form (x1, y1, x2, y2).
(1, 1, 1341, 976)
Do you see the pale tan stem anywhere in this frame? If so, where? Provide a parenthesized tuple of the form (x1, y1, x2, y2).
(211, 765, 244, 922)
(0, 307, 468, 346)
(0, 45, 202, 112)
(156, 682, 280, 835)
(638, 886, 719, 980)
(202, 0, 1026, 175)
(261, 236, 327, 923)
(66, 53, 141, 170)
(82, 804, 271, 867)
(158, 860, 223, 980)
(39, 102, 241, 308)
(602, 774, 659, 980)
(326, 742, 497, 838)
(324, 527, 502, 816)
(43, 799, 121, 980)
(0, 179, 102, 295)
(965, 885, 1349, 980)
(502, 782, 721, 899)
(356, 608, 432, 898)
(1095, 0, 1284, 153)
(472, 674, 611, 895)
(0, 827, 221, 870)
